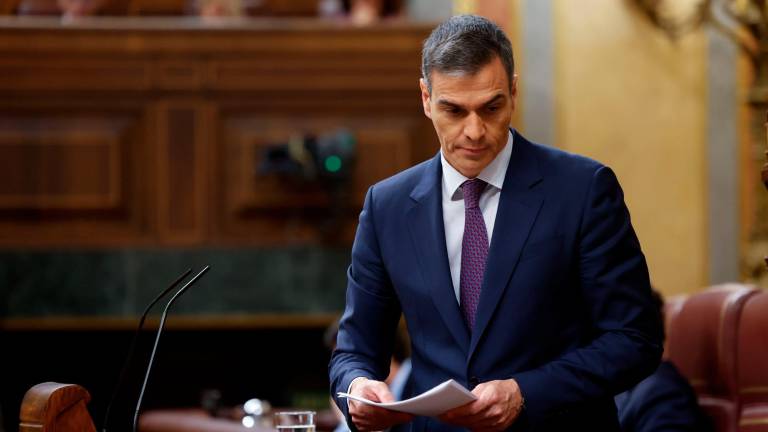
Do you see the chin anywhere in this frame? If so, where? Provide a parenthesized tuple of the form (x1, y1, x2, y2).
(457, 164, 483, 178)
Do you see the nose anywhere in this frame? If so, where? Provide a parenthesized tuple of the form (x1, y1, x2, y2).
(463, 113, 485, 142)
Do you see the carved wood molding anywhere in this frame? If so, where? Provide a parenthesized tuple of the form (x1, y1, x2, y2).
(19, 382, 96, 432)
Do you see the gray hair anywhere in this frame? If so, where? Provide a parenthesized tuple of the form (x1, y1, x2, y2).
(421, 15, 515, 94)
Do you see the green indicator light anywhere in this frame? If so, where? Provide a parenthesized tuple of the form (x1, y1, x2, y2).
(325, 155, 342, 172)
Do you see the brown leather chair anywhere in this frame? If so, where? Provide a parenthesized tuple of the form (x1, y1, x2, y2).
(19, 382, 96, 432)
(662, 294, 686, 358)
(738, 290, 768, 431)
(665, 284, 758, 432)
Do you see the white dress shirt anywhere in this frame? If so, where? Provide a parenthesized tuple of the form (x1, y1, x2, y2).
(440, 131, 514, 304)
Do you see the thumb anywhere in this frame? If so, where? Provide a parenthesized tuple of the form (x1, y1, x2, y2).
(367, 382, 396, 403)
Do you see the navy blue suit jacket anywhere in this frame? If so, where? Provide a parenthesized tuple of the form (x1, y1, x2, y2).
(329, 131, 662, 431)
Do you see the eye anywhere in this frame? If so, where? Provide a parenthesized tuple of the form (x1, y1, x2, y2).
(486, 105, 500, 113)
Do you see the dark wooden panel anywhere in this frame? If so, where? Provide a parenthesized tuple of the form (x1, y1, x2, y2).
(0, 115, 126, 210)
(0, 109, 154, 246)
(166, 108, 198, 230)
(156, 101, 208, 244)
(215, 113, 418, 244)
(0, 140, 117, 209)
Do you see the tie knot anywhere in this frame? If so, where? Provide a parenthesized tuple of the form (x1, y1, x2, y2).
(461, 179, 486, 209)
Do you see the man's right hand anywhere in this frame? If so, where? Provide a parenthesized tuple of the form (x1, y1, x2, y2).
(347, 377, 414, 431)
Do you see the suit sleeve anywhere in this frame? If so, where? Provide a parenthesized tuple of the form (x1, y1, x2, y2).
(328, 186, 402, 430)
(512, 166, 663, 424)
(615, 362, 713, 432)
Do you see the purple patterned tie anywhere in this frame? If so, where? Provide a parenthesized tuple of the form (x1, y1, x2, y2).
(460, 178, 489, 330)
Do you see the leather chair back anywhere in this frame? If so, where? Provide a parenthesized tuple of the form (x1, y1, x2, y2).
(666, 284, 758, 432)
(737, 289, 768, 431)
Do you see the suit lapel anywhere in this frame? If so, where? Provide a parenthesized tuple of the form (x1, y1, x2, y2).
(468, 133, 545, 360)
(407, 153, 470, 354)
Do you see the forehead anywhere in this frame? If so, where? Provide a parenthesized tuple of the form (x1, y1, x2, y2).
(429, 56, 510, 103)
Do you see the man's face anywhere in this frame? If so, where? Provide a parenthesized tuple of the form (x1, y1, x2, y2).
(420, 56, 517, 179)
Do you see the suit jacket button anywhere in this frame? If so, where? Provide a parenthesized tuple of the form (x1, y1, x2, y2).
(469, 377, 479, 387)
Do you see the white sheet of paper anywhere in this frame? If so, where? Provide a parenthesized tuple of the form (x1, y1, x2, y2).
(337, 379, 476, 416)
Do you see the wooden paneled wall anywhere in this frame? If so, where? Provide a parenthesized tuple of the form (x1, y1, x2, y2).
(0, 17, 437, 247)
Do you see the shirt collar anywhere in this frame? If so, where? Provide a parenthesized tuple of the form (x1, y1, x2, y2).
(440, 130, 514, 199)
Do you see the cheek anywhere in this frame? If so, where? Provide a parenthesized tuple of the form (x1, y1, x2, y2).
(491, 118, 510, 137)
(436, 118, 463, 137)
(491, 113, 511, 128)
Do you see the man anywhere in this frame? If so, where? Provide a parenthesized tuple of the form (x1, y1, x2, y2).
(614, 290, 712, 432)
(330, 14, 662, 432)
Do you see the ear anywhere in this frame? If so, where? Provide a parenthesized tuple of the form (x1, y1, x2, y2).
(419, 78, 432, 119)
(509, 73, 519, 111)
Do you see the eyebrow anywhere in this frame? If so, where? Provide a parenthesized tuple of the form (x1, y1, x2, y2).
(436, 93, 506, 110)
(483, 94, 505, 106)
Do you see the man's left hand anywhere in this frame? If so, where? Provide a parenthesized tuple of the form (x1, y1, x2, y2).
(438, 378, 523, 432)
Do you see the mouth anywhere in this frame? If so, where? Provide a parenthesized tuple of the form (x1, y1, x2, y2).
(457, 146, 488, 156)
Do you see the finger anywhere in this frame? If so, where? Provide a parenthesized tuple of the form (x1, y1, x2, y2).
(349, 399, 386, 423)
(439, 410, 487, 427)
(359, 381, 396, 403)
(352, 408, 412, 430)
(442, 410, 490, 428)
(371, 385, 397, 403)
(441, 399, 508, 429)
(443, 399, 485, 418)
(387, 411, 414, 424)
(348, 380, 412, 430)
(443, 398, 492, 421)
(465, 407, 518, 432)
(471, 382, 494, 398)
(352, 406, 410, 419)
(348, 397, 376, 415)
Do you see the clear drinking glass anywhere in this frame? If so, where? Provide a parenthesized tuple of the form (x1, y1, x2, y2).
(274, 411, 315, 432)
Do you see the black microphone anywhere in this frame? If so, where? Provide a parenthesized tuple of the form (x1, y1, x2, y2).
(132, 265, 210, 432)
(102, 268, 193, 432)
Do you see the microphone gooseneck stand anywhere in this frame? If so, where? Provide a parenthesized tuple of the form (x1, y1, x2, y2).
(101, 268, 192, 432)
(132, 265, 210, 432)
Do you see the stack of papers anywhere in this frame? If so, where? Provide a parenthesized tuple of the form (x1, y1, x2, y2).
(337, 379, 476, 416)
